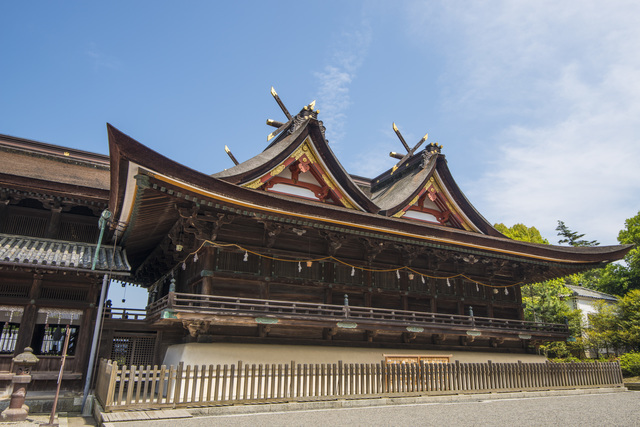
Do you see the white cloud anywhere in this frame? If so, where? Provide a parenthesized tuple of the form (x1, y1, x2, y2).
(406, 1, 640, 244)
(315, 21, 372, 146)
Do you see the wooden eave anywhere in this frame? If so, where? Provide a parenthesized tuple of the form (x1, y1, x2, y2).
(0, 133, 110, 165)
(212, 119, 379, 213)
(0, 172, 109, 203)
(107, 125, 632, 276)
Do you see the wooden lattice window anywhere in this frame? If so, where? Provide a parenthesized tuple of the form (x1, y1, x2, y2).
(463, 280, 485, 299)
(272, 259, 322, 281)
(333, 263, 365, 286)
(0, 283, 30, 298)
(57, 220, 99, 243)
(110, 334, 157, 367)
(40, 287, 88, 302)
(435, 278, 456, 295)
(407, 274, 430, 293)
(372, 271, 399, 290)
(493, 286, 517, 302)
(216, 249, 261, 275)
(1, 214, 48, 238)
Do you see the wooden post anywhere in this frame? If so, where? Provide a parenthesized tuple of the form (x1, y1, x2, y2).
(235, 361, 242, 401)
(106, 361, 119, 409)
(14, 276, 41, 355)
(221, 365, 228, 401)
(257, 364, 263, 400)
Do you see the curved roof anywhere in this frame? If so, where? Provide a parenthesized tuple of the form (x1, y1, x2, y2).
(106, 123, 632, 277)
(213, 112, 379, 213)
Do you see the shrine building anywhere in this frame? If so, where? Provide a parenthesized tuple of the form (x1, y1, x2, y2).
(0, 90, 632, 391)
(106, 92, 631, 366)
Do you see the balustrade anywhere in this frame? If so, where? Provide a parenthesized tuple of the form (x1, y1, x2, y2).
(147, 292, 568, 335)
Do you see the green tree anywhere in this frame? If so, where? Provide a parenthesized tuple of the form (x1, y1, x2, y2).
(582, 300, 621, 357)
(618, 289, 640, 352)
(556, 220, 599, 247)
(593, 211, 640, 296)
(554, 220, 604, 291)
(495, 223, 549, 244)
(496, 222, 585, 357)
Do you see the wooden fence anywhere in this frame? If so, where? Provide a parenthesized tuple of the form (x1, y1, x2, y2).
(94, 359, 624, 412)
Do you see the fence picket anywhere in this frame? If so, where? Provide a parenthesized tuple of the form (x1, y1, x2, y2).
(98, 357, 624, 411)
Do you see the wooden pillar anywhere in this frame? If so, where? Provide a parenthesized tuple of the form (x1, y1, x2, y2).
(260, 282, 270, 299)
(0, 197, 9, 226)
(364, 291, 372, 307)
(73, 276, 101, 372)
(515, 286, 524, 320)
(457, 301, 465, 316)
(201, 247, 216, 295)
(14, 305, 37, 355)
(14, 275, 42, 354)
(75, 305, 95, 373)
(98, 326, 115, 362)
(487, 303, 494, 318)
(364, 269, 372, 291)
(429, 278, 437, 312)
(456, 279, 465, 315)
(46, 206, 62, 239)
(402, 295, 409, 311)
(324, 287, 332, 304)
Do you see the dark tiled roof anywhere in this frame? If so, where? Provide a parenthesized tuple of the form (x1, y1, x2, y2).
(371, 153, 437, 210)
(565, 285, 617, 302)
(0, 233, 130, 275)
(0, 134, 110, 191)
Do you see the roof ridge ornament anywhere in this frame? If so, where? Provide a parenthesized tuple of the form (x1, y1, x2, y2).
(266, 87, 321, 142)
(389, 123, 430, 174)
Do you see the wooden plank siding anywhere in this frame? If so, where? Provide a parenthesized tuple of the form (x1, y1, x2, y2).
(94, 358, 624, 412)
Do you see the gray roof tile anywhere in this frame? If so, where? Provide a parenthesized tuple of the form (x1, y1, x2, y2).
(0, 233, 130, 274)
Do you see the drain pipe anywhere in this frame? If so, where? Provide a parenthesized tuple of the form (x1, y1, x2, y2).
(81, 273, 110, 414)
(82, 209, 113, 413)
(91, 210, 112, 270)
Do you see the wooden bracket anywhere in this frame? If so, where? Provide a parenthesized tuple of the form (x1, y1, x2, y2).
(323, 327, 338, 340)
(258, 324, 271, 338)
(432, 334, 446, 345)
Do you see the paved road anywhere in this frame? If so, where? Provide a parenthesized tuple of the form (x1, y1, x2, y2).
(111, 391, 640, 427)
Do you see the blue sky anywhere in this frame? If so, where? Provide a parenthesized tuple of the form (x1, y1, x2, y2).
(3, 1, 640, 251)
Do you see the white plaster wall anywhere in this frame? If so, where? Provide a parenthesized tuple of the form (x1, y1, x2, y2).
(269, 183, 318, 199)
(162, 343, 547, 367)
(576, 299, 597, 326)
(403, 210, 439, 223)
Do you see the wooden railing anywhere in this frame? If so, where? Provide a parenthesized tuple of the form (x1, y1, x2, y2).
(103, 307, 147, 321)
(94, 359, 624, 412)
(146, 292, 568, 336)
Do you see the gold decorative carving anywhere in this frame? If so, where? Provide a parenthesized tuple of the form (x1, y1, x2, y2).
(244, 178, 264, 189)
(269, 164, 286, 177)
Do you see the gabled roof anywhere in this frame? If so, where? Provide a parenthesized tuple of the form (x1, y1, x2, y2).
(370, 146, 503, 236)
(213, 111, 379, 213)
(565, 285, 618, 302)
(212, 107, 503, 238)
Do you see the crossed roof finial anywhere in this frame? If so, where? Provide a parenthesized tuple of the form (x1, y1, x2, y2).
(389, 123, 429, 173)
(265, 87, 318, 142)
